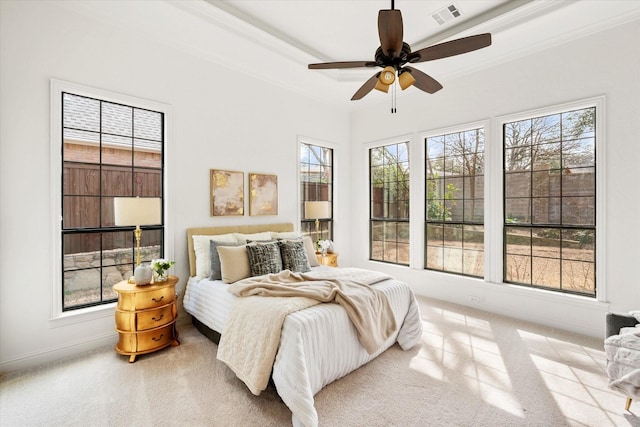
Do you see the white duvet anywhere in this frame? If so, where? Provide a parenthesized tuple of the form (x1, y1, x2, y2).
(183, 267, 422, 427)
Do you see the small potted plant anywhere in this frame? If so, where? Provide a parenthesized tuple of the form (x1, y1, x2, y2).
(151, 258, 175, 282)
(317, 239, 332, 256)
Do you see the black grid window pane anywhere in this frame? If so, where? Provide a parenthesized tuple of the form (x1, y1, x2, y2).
(425, 128, 484, 278)
(300, 143, 333, 244)
(370, 142, 410, 266)
(504, 146, 532, 171)
(61, 92, 165, 311)
(532, 143, 562, 170)
(503, 107, 596, 297)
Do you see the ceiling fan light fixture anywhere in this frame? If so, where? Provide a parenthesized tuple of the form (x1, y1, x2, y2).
(379, 66, 396, 85)
(398, 70, 416, 90)
(307, 1, 492, 102)
(374, 79, 390, 93)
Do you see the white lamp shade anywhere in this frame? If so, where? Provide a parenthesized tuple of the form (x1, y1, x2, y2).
(305, 201, 331, 219)
(114, 197, 161, 226)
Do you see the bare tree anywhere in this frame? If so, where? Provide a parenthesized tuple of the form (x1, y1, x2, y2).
(371, 143, 410, 219)
(505, 109, 594, 172)
(426, 129, 483, 222)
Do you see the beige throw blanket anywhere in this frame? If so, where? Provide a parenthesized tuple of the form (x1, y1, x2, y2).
(217, 268, 397, 395)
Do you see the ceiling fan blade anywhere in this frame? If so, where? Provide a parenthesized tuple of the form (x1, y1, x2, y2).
(309, 61, 376, 69)
(408, 33, 492, 63)
(351, 73, 380, 100)
(378, 9, 403, 58)
(404, 67, 443, 94)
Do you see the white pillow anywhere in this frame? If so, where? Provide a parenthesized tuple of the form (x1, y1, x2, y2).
(233, 231, 273, 243)
(271, 231, 302, 240)
(192, 234, 237, 278)
(303, 235, 320, 267)
(217, 245, 251, 284)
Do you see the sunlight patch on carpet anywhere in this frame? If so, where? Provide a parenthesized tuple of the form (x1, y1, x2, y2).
(519, 329, 622, 426)
(409, 352, 446, 381)
(411, 312, 525, 418)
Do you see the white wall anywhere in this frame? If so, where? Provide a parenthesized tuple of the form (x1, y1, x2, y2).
(348, 19, 640, 338)
(2, 0, 637, 373)
(0, 1, 349, 372)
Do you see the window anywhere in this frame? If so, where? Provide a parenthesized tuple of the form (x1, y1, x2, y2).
(503, 106, 596, 296)
(425, 128, 484, 277)
(60, 91, 166, 311)
(370, 142, 410, 265)
(300, 142, 333, 242)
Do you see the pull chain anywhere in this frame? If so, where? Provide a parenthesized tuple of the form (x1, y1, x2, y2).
(391, 81, 397, 114)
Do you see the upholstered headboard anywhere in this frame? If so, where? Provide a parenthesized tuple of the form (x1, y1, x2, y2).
(186, 223, 294, 277)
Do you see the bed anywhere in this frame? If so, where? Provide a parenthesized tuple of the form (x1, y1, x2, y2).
(183, 223, 422, 427)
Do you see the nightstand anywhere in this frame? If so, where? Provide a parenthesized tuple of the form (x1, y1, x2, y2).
(316, 252, 339, 267)
(113, 276, 180, 363)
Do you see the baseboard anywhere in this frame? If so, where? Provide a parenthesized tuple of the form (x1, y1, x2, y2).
(2, 313, 192, 376)
(0, 331, 118, 375)
(413, 280, 609, 339)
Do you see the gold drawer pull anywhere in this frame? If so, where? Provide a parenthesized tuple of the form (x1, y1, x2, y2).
(152, 314, 164, 322)
(152, 296, 165, 303)
(152, 334, 164, 342)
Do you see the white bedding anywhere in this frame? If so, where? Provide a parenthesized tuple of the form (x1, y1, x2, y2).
(183, 275, 235, 334)
(183, 266, 422, 427)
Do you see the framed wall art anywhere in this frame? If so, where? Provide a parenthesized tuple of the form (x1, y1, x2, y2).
(249, 173, 278, 216)
(210, 169, 244, 216)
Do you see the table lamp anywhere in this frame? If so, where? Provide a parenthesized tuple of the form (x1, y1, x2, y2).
(114, 197, 161, 283)
(304, 201, 330, 244)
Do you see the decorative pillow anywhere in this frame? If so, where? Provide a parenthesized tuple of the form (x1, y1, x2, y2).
(192, 234, 237, 278)
(302, 235, 320, 267)
(233, 232, 273, 243)
(278, 240, 311, 273)
(246, 242, 283, 276)
(271, 231, 302, 240)
(217, 245, 251, 284)
(209, 240, 243, 280)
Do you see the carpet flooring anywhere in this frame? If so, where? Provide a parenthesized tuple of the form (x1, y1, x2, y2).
(1, 295, 638, 427)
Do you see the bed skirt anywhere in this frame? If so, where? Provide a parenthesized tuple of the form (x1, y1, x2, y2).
(192, 316, 221, 345)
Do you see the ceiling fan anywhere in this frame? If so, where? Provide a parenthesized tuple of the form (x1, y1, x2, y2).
(308, 0, 492, 101)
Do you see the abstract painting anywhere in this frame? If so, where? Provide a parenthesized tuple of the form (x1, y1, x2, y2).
(210, 169, 244, 216)
(249, 173, 278, 216)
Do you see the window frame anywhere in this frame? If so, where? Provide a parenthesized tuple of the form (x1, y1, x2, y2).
(368, 139, 411, 266)
(298, 137, 335, 243)
(50, 80, 173, 325)
(424, 124, 486, 278)
(362, 97, 605, 304)
(496, 96, 605, 301)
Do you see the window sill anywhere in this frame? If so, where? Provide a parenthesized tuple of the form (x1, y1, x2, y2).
(49, 302, 116, 329)
(374, 263, 608, 309)
(485, 280, 608, 309)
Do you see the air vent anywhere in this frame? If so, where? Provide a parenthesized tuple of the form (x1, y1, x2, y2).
(431, 4, 462, 26)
